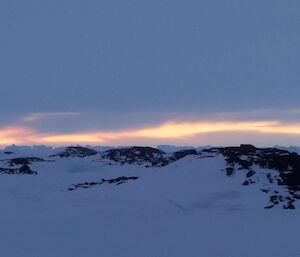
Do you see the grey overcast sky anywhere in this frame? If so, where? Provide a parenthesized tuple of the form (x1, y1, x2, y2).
(1, 0, 300, 146)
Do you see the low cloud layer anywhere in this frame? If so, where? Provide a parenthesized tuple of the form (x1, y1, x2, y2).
(2, 110, 300, 147)
(22, 112, 84, 122)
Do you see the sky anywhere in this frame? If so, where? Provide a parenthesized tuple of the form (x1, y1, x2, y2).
(1, 0, 300, 147)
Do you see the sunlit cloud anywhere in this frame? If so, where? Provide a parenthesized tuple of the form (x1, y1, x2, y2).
(0, 127, 35, 146)
(22, 112, 84, 122)
(36, 120, 300, 144)
(2, 118, 300, 147)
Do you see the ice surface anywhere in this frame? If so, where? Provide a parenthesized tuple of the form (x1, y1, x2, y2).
(0, 147, 299, 257)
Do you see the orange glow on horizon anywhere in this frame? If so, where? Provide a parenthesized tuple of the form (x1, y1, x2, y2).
(1, 119, 300, 146)
(0, 127, 35, 146)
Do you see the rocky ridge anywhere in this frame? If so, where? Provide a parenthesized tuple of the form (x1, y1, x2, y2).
(1, 144, 300, 208)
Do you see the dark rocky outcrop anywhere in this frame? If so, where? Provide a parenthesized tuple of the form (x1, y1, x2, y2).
(8, 157, 45, 166)
(19, 164, 37, 174)
(51, 146, 97, 158)
(206, 144, 300, 209)
(0, 168, 19, 174)
(67, 176, 139, 191)
(101, 147, 200, 167)
(214, 145, 300, 189)
(0, 164, 37, 175)
(172, 149, 198, 160)
(101, 147, 168, 166)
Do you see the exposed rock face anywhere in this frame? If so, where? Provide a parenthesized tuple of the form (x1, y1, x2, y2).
(67, 176, 139, 191)
(210, 145, 300, 188)
(100, 144, 300, 209)
(8, 157, 45, 166)
(101, 147, 168, 166)
(19, 164, 37, 174)
(172, 149, 198, 161)
(0, 164, 37, 175)
(0, 157, 43, 174)
(0, 168, 19, 174)
(204, 145, 300, 209)
(51, 146, 97, 158)
(101, 147, 200, 167)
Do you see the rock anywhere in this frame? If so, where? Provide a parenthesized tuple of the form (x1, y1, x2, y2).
(51, 146, 97, 158)
(101, 147, 167, 166)
(246, 170, 255, 178)
(19, 164, 37, 175)
(67, 176, 139, 191)
(9, 157, 45, 166)
(243, 180, 249, 186)
(226, 167, 234, 176)
(239, 144, 256, 154)
(172, 149, 198, 160)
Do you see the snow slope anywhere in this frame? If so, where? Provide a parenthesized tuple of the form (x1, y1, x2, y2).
(0, 145, 300, 257)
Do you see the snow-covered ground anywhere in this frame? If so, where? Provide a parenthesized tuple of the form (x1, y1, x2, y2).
(0, 146, 300, 257)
